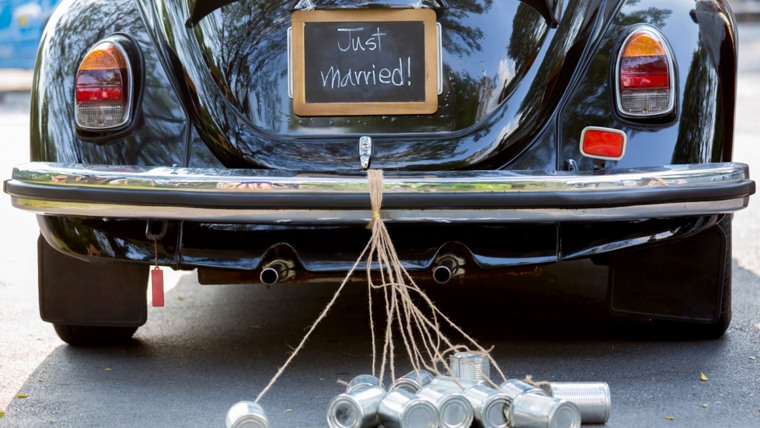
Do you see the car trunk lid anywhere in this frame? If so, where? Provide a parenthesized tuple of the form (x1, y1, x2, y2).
(146, 0, 602, 170)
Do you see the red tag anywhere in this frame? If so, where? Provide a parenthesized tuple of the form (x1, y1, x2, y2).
(151, 267, 164, 307)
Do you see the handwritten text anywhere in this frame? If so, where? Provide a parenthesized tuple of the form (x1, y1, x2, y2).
(320, 57, 412, 89)
(336, 27, 387, 52)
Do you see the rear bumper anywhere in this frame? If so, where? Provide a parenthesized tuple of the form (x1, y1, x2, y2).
(4, 162, 754, 223)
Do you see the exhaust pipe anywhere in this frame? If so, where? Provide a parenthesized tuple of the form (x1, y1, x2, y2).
(259, 259, 295, 286)
(433, 256, 464, 285)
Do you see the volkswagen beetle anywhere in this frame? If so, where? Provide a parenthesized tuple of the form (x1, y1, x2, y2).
(3, 0, 755, 344)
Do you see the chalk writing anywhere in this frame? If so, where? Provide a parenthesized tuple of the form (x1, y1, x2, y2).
(301, 19, 427, 104)
(320, 57, 412, 89)
(337, 27, 387, 52)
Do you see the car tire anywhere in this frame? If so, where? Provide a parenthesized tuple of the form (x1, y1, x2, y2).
(53, 324, 138, 346)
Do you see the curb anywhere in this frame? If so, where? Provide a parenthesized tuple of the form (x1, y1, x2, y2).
(0, 69, 33, 93)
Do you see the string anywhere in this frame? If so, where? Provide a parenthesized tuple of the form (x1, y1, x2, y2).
(153, 238, 159, 268)
(364, 170, 505, 385)
(254, 169, 505, 404)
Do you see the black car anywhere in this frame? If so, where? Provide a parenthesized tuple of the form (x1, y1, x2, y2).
(4, 0, 755, 345)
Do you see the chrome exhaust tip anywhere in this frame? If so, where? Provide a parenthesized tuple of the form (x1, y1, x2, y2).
(433, 256, 464, 285)
(259, 260, 294, 285)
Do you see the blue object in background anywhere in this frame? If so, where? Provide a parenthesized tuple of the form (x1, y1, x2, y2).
(0, 0, 61, 69)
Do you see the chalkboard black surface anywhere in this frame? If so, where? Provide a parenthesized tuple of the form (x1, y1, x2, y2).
(291, 9, 438, 116)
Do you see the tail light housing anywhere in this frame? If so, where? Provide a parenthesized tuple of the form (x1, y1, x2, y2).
(75, 38, 135, 130)
(615, 26, 675, 117)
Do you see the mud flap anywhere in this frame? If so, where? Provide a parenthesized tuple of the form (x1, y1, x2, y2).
(38, 236, 149, 327)
(609, 222, 727, 323)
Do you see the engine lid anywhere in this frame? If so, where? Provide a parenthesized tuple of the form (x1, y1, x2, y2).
(158, 0, 601, 170)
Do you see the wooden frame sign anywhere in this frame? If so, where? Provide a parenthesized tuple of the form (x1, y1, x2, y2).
(291, 9, 439, 116)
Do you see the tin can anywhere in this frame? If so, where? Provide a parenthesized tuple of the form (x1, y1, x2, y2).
(498, 379, 547, 398)
(511, 394, 581, 428)
(326, 385, 386, 428)
(462, 383, 511, 428)
(347, 374, 384, 393)
(392, 369, 435, 394)
(378, 389, 439, 428)
(499, 380, 581, 428)
(225, 401, 269, 428)
(542, 382, 611, 424)
(417, 379, 474, 428)
(449, 351, 491, 384)
(430, 375, 469, 391)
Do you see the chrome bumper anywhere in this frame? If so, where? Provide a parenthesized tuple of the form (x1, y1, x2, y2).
(4, 162, 754, 224)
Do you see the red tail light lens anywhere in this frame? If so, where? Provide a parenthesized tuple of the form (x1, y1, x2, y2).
(580, 127, 627, 160)
(75, 41, 133, 130)
(616, 27, 675, 117)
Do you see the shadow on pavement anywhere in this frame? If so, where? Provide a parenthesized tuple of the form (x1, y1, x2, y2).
(3, 259, 758, 427)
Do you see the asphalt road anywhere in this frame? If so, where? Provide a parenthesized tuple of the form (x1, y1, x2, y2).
(1, 23, 760, 428)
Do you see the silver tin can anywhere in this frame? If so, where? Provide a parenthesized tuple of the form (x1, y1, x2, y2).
(499, 380, 581, 428)
(449, 352, 491, 384)
(543, 382, 611, 424)
(498, 379, 548, 398)
(327, 385, 386, 428)
(417, 379, 474, 428)
(430, 375, 469, 391)
(378, 389, 439, 428)
(225, 401, 269, 428)
(462, 383, 512, 428)
(392, 369, 435, 394)
(347, 374, 384, 393)
(509, 393, 581, 428)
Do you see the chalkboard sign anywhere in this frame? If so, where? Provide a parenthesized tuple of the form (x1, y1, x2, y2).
(291, 9, 439, 116)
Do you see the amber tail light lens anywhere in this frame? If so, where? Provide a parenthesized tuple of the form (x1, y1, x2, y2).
(75, 41, 133, 130)
(615, 27, 675, 117)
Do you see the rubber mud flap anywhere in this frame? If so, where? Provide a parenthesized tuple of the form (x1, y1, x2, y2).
(609, 223, 726, 323)
(38, 236, 149, 327)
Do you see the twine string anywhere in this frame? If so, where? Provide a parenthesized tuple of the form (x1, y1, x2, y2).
(254, 239, 372, 404)
(254, 169, 506, 404)
(364, 170, 506, 385)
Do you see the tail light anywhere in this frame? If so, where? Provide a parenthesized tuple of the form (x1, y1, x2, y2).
(615, 26, 675, 117)
(75, 40, 134, 130)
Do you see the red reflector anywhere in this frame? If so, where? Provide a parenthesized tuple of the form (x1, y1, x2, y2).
(581, 127, 627, 160)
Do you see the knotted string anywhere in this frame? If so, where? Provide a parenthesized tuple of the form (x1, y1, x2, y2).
(255, 169, 505, 403)
(364, 170, 505, 384)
